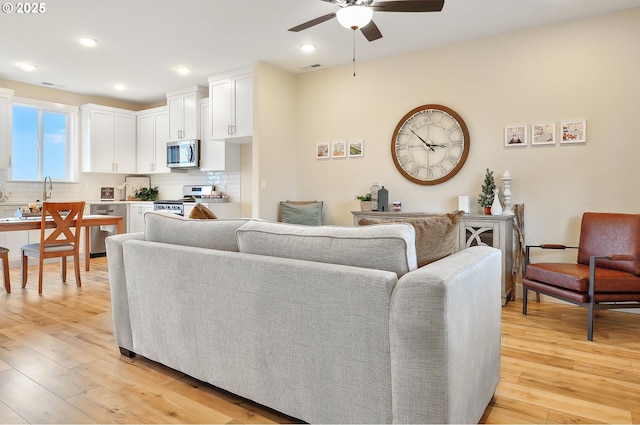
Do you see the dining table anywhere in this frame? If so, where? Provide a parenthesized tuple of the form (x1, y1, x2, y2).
(0, 214, 124, 271)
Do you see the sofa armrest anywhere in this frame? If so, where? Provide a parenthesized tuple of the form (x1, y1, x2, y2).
(389, 245, 502, 424)
(105, 232, 145, 353)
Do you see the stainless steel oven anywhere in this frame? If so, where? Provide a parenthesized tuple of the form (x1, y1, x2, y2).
(153, 185, 214, 216)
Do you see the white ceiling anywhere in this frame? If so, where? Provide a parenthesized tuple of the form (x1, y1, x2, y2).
(2, 0, 639, 105)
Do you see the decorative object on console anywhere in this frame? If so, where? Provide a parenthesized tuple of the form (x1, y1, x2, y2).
(370, 183, 380, 211)
(490, 188, 502, 216)
(393, 201, 402, 212)
(458, 195, 470, 214)
(391, 104, 470, 185)
(355, 193, 372, 212)
(501, 170, 514, 215)
(189, 203, 217, 220)
(478, 168, 496, 214)
(377, 186, 389, 212)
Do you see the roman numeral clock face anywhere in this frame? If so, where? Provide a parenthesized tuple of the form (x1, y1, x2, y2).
(391, 104, 470, 185)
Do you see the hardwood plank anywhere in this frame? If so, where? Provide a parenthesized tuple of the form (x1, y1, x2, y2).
(0, 369, 97, 423)
(0, 400, 28, 424)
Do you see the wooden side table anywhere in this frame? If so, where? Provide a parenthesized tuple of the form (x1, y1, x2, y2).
(352, 211, 514, 306)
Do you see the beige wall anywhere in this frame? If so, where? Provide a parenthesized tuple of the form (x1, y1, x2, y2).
(253, 62, 298, 220)
(293, 8, 640, 250)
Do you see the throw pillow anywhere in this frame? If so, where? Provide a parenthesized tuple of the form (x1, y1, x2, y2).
(189, 203, 217, 220)
(359, 211, 463, 267)
(280, 201, 323, 226)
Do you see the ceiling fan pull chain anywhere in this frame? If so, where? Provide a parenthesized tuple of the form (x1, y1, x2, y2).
(352, 28, 357, 76)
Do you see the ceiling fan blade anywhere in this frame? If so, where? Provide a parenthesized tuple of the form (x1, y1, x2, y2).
(288, 12, 337, 32)
(360, 20, 383, 41)
(371, 0, 445, 13)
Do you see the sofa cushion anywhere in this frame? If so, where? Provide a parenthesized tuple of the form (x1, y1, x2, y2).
(236, 220, 417, 276)
(189, 203, 217, 219)
(359, 211, 463, 267)
(145, 211, 249, 251)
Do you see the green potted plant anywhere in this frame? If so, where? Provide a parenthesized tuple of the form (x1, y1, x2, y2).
(477, 169, 496, 214)
(134, 186, 159, 201)
(355, 193, 373, 212)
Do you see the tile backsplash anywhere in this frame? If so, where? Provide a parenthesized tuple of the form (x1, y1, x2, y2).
(0, 169, 241, 203)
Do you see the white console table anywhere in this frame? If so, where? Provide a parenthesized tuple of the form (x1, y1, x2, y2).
(352, 211, 514, 306)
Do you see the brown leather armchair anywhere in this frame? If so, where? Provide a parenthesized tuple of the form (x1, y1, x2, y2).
(523, 212, 640, 341)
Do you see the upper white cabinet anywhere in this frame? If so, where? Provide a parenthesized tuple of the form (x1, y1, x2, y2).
(137, 106, 169, 174)
(167, 86, 207, 141)
(199, 99, 240, 171)
(208, 68, 253, 142)
(80, 104, 137, 174)
(0, 88, 14, 169)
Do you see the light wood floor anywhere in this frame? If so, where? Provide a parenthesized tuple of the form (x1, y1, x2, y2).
(1, 258, 639, 424)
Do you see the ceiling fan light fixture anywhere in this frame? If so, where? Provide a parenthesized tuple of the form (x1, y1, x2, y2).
(17, 62, 37, 72)
(78, 37, 98, 47)
(299, 43, 317, 53)
(336, 5, 373, 29)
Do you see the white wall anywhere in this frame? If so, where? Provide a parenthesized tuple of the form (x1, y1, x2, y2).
(294, 8, 640, 251)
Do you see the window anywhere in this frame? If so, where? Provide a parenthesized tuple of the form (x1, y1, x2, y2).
(11, 98, 77, 181)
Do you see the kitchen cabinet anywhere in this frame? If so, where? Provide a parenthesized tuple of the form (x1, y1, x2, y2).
(80, 104, 137, 174)
(0, 88, 14, 169)
(167, 86, 207, 141)
(128, 202, 154, 233)
(137, 106, 169, 174)
(199, 100, 240, 171)
(208, 68, 253, 142)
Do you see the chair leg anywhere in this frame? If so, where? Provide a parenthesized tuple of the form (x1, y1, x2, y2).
(38, 256, 45, 294)
(1, 251, 9, 294)
(522, 286, 528, 315)
(587, 301, 594, 341)
(74, 254, 82, 288)
(21, 250, 28, 288)
(61, 257, 67, 282)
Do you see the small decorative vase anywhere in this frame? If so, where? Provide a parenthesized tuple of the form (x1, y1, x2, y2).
(484, 206, 492, 215)
(491, 188, 503, 215)
(360, 201, 372, 212)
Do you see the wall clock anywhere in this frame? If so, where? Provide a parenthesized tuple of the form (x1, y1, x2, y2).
(391, 104, 470, 185)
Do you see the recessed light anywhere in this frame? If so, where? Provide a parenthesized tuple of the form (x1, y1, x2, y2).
(176, 66, 191, 75)
(78, 37, 98, 47)
(300, 43, 317, 53)
(17, 62, 37, 72)
(114, 83, 127, 91)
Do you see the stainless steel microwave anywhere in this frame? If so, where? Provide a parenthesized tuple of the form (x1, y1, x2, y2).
(167, 139, 200, 169)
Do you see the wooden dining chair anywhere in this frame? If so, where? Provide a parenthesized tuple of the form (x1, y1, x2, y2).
(21, 201, 85, 294)
(1, 246, 9, 293)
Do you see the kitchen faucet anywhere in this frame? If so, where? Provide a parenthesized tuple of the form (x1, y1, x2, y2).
(43, 176, 53, 201)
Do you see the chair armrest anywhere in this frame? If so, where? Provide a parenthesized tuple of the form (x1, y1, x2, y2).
(524, 244, 579, 270)
(607, 254, 640, 262)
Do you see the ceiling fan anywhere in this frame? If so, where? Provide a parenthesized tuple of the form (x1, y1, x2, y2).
(288, 0, 445, 42)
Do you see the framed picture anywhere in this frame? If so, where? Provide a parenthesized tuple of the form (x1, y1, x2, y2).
(316, 143, 330, 159)
(332, 141, 347, 158)
(504, 125, 527, 147)
(561, 120, 587, 144)
(531, 122, 556, 146)
(348, 139, 364, 157)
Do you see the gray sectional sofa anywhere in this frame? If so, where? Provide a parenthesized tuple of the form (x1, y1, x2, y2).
(106, 212, 502, 424)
